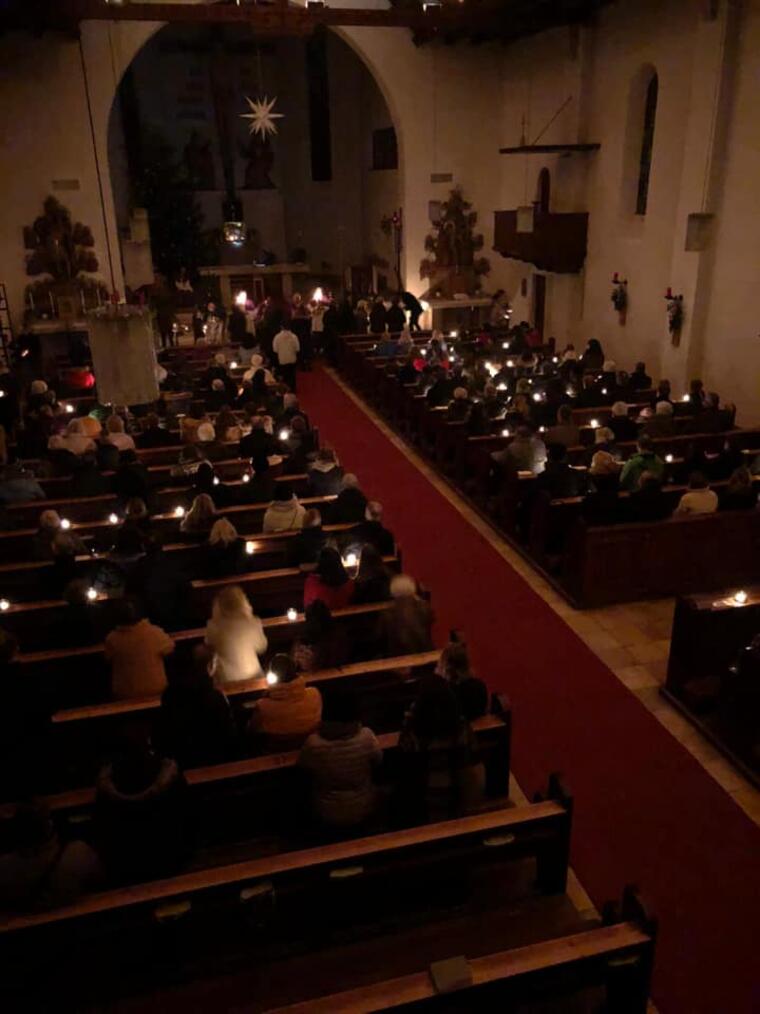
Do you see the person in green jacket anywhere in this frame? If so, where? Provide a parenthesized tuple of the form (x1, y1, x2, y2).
(619, 435, 666, 491)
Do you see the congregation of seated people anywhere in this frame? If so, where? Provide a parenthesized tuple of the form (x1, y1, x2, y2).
(0, 347, 497, 919)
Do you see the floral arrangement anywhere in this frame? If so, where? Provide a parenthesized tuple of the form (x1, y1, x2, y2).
(610, 273, 628, 313)
(665, 288, 684, 334)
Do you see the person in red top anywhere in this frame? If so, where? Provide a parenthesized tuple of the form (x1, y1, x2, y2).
(304, 547, 355, 611)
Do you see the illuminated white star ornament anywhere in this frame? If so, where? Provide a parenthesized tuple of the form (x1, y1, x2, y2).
(241, 95, 284, 138)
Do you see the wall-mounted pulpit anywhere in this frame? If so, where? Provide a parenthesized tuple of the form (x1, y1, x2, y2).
(493, 209, 589, 273)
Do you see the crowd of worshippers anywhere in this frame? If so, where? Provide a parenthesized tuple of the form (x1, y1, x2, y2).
(379, 329, 759, 523)
(0, 605, 491, 913)
(0, 362, 492, 914)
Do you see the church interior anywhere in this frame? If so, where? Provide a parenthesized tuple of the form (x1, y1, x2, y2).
(0, 1, 758, 1012)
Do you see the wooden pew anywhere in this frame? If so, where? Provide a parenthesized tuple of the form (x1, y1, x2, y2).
(0, 494, 338, 562)
(0, 542, 374, 645)
(189, 553, 399, 618)
(0, 784, 573, 944)
(561, 509, 760, 607)
(3, 472, 310, 527)
(0, 712, 513, 836)
(267, 887, 656, 1014)
(0, 521, 366, 600)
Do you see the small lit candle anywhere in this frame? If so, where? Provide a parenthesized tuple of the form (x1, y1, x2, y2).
(174, 506, 185, 518)
(245, 541, 255, 555)
(266, 670, 279, 686)
(421, 348, 427, 356)
(213, 476, 220, 486)
(0, 599, 9, 612)
(601, 388, 608, 395)
(589, 419, 600, 429)
(64, 403, 74, 414)
(86, 587, 98, 602)
(506, 360, 514, 368)
(497, 383, 507, 392)
(344, 551, 358, 568)
(665, 454, 674, 463)
(566, 388, 574, 397)
(286, 607, 298, 622)
(242, 473, 250, 483)
(279, 428, 290, 441)
(448, 331, 457, 339)
(682, 394, 690, 403)
(60, 518, 71, 530)
(501, 428, 511, 437)
(552, 356, 559, 364)
(733, 590, 748, 606)
(539, 426, 546, 433)
(230, 361, 238, 370)
(532, 392, 542, 402)
(108, 513, 118, 525)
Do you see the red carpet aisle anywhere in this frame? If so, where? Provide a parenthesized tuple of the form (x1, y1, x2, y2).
(298, 367, 760, 1014)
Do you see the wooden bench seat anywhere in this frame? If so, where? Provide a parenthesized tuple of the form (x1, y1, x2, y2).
(0, 542, 375, 645)
(268, 890, 655, 1014)
(0, 494, 337, 562)
(0, 784, 572, 939)
(0, 713, 512, 836)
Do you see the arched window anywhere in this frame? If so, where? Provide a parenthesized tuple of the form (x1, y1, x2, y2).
(537, 168, 551, 214)
(635, 73, 658, 216)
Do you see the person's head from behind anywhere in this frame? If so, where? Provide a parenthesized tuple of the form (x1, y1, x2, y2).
(52, 530, 81, 558)
(365, 500, 383, 524)
(611, 401, 628, 418)
(67, 418, 85, 436)
(390, 573, 417, 600)
(655, 400, 673, 417)
(411, 676, 463, 742)
(209, 517, 238, 547)
(589, 451, 619, 485)
(144, 412, 160, 432)
(197, 422, 216, 443)
(106, 414, 125, 435)
(657, 378, 671, 395)
(187, 493, 216, 525)
(275, 482, 294, 504)
(728, 466, 752, 493)
(125, 497, 148, 522)
(595, 426, 614, 446)
(689, 378, 704, 396)
(316, 546, 349, 588)
(634, 361, 647, 374)
(341, 472, 360, 492)
(515, 424, 533, 442)
(636, 434, 654, 455)
(687, 471, 709, 491)
(557, 404, 573, 425)
(586, 339, 603, 356)
(321, 689, 359, 728)
(267, 652, 298, 686)
(357, 543, 384, 580)
(39, 509, 61, 534)
(169, 644, 214, 695)
(195, 461, 216, 490)
(436, 634, 471, 685)
(290, 415, 307, 436)
(110, 727, 162, 795)
(114, 595, 142, 628)
(303, 508, 322, 530)
(315, 446, 337, 467)
(546, 442, 568, 465)
(212, 584, 252, 621)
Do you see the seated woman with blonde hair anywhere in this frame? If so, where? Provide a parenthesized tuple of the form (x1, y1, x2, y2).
(180, 493, 217, 537)
(204, 584, 267, 684)
(204, 517, 246, 578)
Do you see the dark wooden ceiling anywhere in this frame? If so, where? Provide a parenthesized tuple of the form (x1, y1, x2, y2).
(3, 0, 610, 45)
